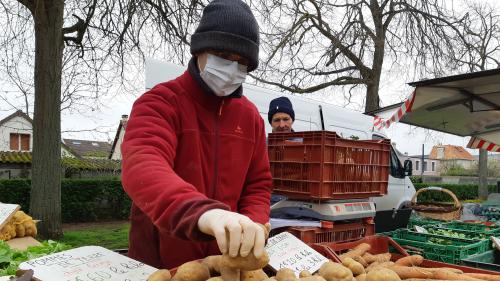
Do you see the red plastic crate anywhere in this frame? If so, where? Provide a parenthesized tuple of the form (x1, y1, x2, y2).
(268, 131, 390, 200)
(285, 220, 375, 244)
(314, 235, 500, 275)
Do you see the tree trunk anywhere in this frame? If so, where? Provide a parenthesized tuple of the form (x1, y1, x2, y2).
(29, 0, 65, 239)
(365, 82, 380, 113)
(478, 148, 488, 200)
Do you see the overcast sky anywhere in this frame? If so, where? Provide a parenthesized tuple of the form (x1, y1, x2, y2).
(0, 0, 499, 157)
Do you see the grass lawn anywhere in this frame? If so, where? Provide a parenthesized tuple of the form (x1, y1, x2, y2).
(58, 222, 130, 250)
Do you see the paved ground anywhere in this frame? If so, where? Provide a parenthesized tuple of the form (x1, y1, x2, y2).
(62, 220, 129, 231)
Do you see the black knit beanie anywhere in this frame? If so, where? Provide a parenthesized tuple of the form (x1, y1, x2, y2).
(268, 97, 295, 124)
(190, 0, 259, 72)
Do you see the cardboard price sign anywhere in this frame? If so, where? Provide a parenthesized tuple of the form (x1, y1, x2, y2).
(0, 202, 20, 230)
(265, 232, 328, 277)
(19, 246, 157, 281)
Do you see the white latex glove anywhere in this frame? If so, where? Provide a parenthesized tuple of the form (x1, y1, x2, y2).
(197, 209, 266, 258)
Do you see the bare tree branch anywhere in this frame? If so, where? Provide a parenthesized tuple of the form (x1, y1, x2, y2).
(250, 73, 368, 93)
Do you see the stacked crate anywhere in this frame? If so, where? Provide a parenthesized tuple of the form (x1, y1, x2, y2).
(268, 131, 390, 244)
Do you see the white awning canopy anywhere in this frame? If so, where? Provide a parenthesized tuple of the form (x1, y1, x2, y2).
(369, 69, 500, 151)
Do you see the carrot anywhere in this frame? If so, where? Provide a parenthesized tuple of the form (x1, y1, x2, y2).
(433, 269, 483, 281)
(388, 265, 433, 279)
(417, 267, 463, 274)
(395, 255, 424, 267)
(404, 279, 468, 281)
(363, 253, 392, 264)
(464, 273, 500, 281)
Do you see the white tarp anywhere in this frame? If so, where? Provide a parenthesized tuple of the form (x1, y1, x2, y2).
(371, 69, 500, 151)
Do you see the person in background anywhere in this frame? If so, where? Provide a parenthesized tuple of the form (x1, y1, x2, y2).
(121, 0, 272, 269)
(268, 96, 295, 133)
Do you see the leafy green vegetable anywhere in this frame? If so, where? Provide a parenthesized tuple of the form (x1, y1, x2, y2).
(0, 240, 71, 276)
(427, 228, 486, 240)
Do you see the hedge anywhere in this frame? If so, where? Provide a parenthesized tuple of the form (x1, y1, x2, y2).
(413, 183, 496, 202)
(1, 180, 495, 222)
(0, 179, 131, 223)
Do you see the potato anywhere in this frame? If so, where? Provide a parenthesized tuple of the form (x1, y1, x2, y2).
(242, 269, 269, 281)
(15, 224, 26, 238)
(318, 262, 353, 281)
(394, 255, 423, 267)
(147, 269, 172, 281)
(366, 268, 400, 281)
(362, 253, 391, 264)
(355, 274, 366, 281)
(366, 262, 394, 273)
(171, 261, 210, 281)
(300, 277, 326, 281)
(341, 244, 371, 260)
(206, 278, 224, 281)
(351, 256, 368, 268)
(432, 269, 483, 281)
(23, 221, 37, 237)
(365, 262, 380, 272)
(342, 258, 365, 276)
(221, 252, 270, 271)
(203, 255, 222, 275)
(300, 271, 312, 278)
(388, 266, 432, 279)
(220, 267, 240, 281)
(0, 223, 16, 241)
(276, 268, 298, 281)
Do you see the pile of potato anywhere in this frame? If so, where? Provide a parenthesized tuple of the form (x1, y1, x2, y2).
(337, 243, 500, 281)
(147, 242, 500, 281)
(0, 210, 37, 241)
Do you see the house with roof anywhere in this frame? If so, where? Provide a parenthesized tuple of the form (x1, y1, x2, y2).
(0, 110, 120, 179)
(109, 115, 128, 160)
(403, 145, 477, 177)
(0, 110, 76, 157)
(429, 144, 476, 170)
(405, 154, 440, 176)
(63, 138, 112, 159)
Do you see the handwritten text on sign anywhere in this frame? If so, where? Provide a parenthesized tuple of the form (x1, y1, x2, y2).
(265, 232, 328, 277)
(0, 203, 20, 230)
(19, 246, 157, 281)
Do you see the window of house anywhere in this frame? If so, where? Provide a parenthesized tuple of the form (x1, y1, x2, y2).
(437, 147, 445, 159)
(432, 162, 436, 172)
(423, 161, 428, 171)
(10, 133, 30, 151)
(415, 160, 419, 171)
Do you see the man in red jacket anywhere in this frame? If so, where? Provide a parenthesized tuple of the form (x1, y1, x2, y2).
(121, 0, 272, 270)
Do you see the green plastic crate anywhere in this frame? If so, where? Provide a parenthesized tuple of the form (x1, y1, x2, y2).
(407, 216, 445, 229)
(384, 229, 489, 264)
(461, 250, 500, 272)
(425, 226, 490, 240)
(440, 221, 500, 235)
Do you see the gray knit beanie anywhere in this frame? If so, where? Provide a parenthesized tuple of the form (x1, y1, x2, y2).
(190, 0, 260, 72)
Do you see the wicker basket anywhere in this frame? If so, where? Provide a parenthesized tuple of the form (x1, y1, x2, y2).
(411, 187, 462, 221)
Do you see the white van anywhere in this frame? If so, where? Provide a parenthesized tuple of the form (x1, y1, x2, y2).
(145, 59, 416, 232)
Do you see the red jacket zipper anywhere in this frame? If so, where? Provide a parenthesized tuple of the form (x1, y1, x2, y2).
(212, 100, 224, 199)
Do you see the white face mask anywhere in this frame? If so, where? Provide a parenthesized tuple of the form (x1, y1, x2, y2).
(199, 54, 247, 97)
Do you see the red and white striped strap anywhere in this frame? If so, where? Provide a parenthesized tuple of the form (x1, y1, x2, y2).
(467, 137, 500, 152)
(373, 90, 416, 130)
